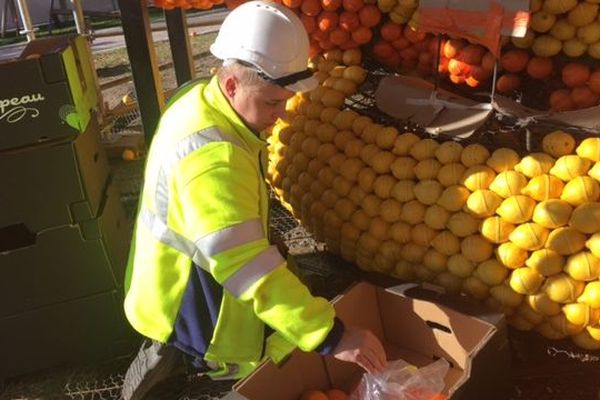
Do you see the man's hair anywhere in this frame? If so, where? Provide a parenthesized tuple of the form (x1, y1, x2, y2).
(216, 60, 270, 88)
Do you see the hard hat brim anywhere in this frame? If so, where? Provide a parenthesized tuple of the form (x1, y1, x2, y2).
(284, 74, 319, 93)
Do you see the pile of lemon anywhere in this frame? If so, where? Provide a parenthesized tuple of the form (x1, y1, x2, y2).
(267, 49, 600, 349)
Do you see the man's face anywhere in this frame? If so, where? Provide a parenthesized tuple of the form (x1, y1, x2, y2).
(230, 80, 295, 133)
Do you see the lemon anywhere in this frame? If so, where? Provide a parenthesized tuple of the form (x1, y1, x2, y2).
(586, 233, 600, 258)
(496, 242, 529, 269)
(586, 324, 600, 341)
(514, 153, 555, 178)
(517, 303, 544, 325)
(461, 143, 490, 167)
(570, 202, 600, 234)
(489, 171, 528, 198)
(475, 259, 510, 286)
(435, 141, 463, 164)
(486, 148, 521, 172)
(463, 277, 490, 300)
(465, 189, 502, 217)
(550, 155, 592, 181)
(480, 216, 516, 243)
(392, 132, 420, 155)
(563, 303, 600, 326)
(521, 174, 564, 201)
(410, 138, 439, 160)
(589, 162, 600, 182)
(544, 273, 585, 303)
(528, 292, 562, 316)
(402, 242, 427, 263)
(496, 195, 537, 224)
(437, 163, 467, 187)
(546, 227, 587, 255)
(461, 234, 494, 262)
(413, 180, 443, 205)
(490, 284, 524, 307)
(578, 281, 600, 308)
(412, 224, 438, 246)
(434, 272, 463, 294)
(532, 199, 573, 229)
(424, 205, 450, 230)
(509, 315, 535, 331)
(437, 185, 470, 212)
(414, 159, 442, 180)
(392, 180, 416, 202)
(431, 230, 461, 256)
(526, 248, 564, 276)
(510, 267, 545, 295)
(560, 176, 600, 206)
(549, 314, 585, 335)
(537, 322, 566, 339)
(542, 130, 576, 157)
(509, 223, 550, 250)
(571, 331, 600, 350)
(393, 260, 416, 281)
(423, 249, 449, 273)
(446, 211, 480, 237)
(462, 165, 496, 191)
(448, 254, 475, 278)
(532, 34, 563, 57)
(576, 137, 600, 162)
(565, 251, 600, 281)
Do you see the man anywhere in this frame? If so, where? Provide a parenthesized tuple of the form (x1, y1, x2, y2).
(121, 2, 386, 399)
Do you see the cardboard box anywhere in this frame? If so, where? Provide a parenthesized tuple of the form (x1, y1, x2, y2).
(0, 289, 138, 378)
(228, 282, 510, 400)
(0, 115, 109, 233)
(0, 35, 97, 150)
(0, 181, 131, 318)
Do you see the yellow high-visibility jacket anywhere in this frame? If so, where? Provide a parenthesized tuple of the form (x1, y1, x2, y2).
(123, 76, 336, 379)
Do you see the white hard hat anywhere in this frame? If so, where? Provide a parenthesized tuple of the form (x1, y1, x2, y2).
(210, 1, 318, 93)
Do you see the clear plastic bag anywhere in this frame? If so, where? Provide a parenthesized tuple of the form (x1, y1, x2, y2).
(350, 358, 450, 400)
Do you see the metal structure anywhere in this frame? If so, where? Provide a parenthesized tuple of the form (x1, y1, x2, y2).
(116, 0, 197, 141)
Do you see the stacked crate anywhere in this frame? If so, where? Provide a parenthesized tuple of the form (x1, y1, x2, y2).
(0, 35, 137, 378)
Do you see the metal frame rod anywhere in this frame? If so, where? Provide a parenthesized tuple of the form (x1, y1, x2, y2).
(117, 0, 165, 143)
(68, 0, 86, 34)
(14, 0, 35, 41)
(165, 8, 194, 87)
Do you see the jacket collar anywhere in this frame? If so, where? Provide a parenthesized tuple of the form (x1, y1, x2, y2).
(204, 76, 267, 153)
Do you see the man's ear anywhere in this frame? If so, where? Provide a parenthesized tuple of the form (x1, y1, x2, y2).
(223, 76, 237, 99)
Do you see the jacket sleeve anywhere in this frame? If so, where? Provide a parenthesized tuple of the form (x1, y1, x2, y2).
(173, 142, 337, 352)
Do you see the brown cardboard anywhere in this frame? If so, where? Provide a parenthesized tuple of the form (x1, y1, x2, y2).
(375, 75, 493, 138)
(230, 282, 509, 400)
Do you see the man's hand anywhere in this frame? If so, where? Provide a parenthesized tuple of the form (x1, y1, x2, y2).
(331, 324, 387, 374)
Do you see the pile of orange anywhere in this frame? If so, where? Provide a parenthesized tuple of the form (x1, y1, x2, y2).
(153, 0, 224, 10)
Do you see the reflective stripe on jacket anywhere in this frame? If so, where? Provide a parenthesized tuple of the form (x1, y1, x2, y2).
(123, 76, 335, 378)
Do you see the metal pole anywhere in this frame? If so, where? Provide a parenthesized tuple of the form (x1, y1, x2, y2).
(68, 0, 86, 34)
(117, 0, 165, 143)
(165, 8, 194, 86)
(14, 0, 35, 41)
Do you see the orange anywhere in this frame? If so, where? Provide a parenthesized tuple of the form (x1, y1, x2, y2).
(562, 62, 591, 87)
(351, 26, 372, 45)
(495, 73, 521, 93)
(442, 38, 466, 59)
(570, 86, 600, 109)
(300, 390, 328, 400)
(380, 21, 403, 42)
(447, 58, 470, 76)
(300, 14, 317, 34)
(317, 11, 338, 32)
(481, 51, 496, 72)
(340, 38, 359, 49)
(358, 4, 381, 27)
(588, 70, 600, 94)
(392, 37, 410, 50)
(549, 89, 576, 112)
(500, 49, 529, 73)
(329, 28, 351, 46)
(373, 40, 395, 60)
(282, 0, 302, 7)
(404, 26, 427, 43)
(526, 56, 553, 79)
(342, 0, 364, 12)
(458, 44, 486, 64)
(326, 389, 348, 400)
(321, 0, 341, 11)
(301, 0, 322, 16)
(339, 11, 360, 31)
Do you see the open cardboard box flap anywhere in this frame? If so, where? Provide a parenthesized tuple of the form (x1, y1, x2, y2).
(374, 75, 493, 139)
(229, 281, 509, 400)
